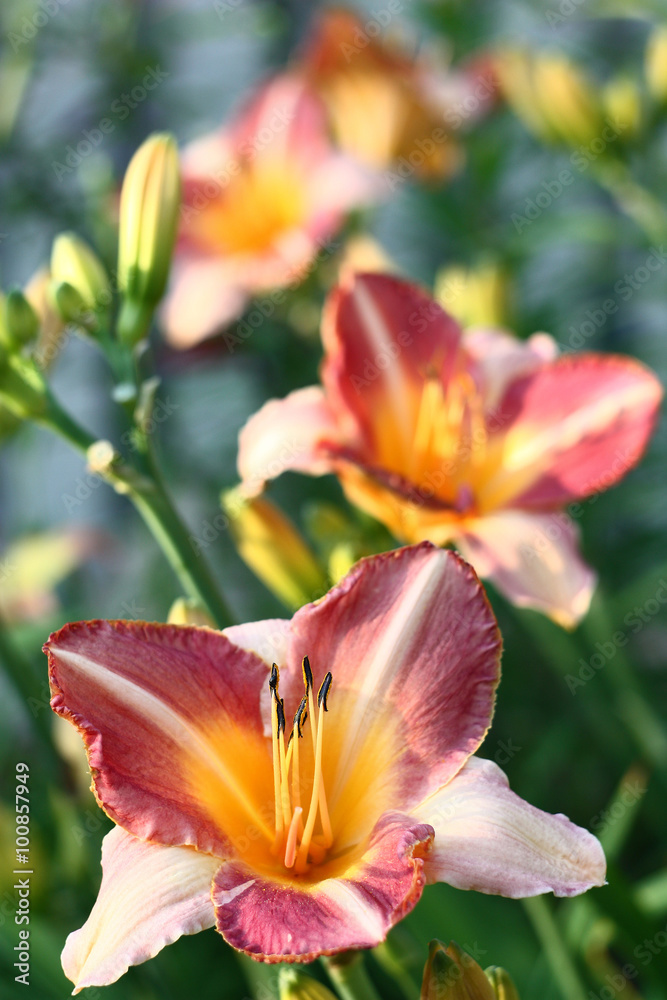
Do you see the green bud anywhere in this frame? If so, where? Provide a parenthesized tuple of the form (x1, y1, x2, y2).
(3, 289, 39, 349)
(484, 968, 520, 1000)
(51, 232, 109, 311)
(51, 281, 92, 327)
(421, 941, 497, 1000)
(117, 133, 180, 344)
(278, 967, 337, 1000)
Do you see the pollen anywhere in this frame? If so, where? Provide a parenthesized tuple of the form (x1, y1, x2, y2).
(270, 657, 334, 874)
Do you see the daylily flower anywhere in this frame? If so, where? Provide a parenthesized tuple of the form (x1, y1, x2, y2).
(300, 7, 493, 182)
(45, 545, 605, 990)
(238, 273, 663, 626)
(161, 73, 372, 349)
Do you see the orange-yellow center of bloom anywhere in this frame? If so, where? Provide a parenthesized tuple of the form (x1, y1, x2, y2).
(270, 657, 334, 874)
(187, 161, 306, 256)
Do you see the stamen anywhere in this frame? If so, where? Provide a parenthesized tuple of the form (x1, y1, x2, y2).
(270, 689, 284, 847)
(302, 655, 313, 694)
(269, 662, 279, 692)
(284, 806, 303, 868)
(317, 672, 332, 711)
(294, 690, 327, 874)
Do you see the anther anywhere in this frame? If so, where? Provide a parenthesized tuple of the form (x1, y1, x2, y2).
(302, 655, 313, 694)
(276, 697, 286, 738)
(269, 663, 279, 692)
(294, 697, 307, 738)
(317, 672, 332, 711)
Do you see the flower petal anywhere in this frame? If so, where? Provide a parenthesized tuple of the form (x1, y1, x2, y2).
(212, 812, 433, 962)
(479, 353, 663, 510)
(63, 826, 219, 993)
(45, 621, 274, 856)
(284, 544, 501, 828)
(237, 385, 341, 496)
(463, 328, 558, 411)
(321, 273, 462, 467)
(415, 757, 606, 898)
(456, 510, 596, 628)
(161, 257, 248, 349)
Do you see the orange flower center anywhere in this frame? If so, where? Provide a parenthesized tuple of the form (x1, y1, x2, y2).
(187, 161, 306, 256)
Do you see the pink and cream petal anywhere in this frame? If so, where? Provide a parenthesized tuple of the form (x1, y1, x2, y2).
(321, 273, 462, 463)
(285, 544, 501, 827)
(45, 621, 273, 856)
(456, 510, 596, 628)
(62, 826, 220, 993)
(212, 812, 433, 962)
(237, 386, 343, 496)
(463, 328, 558, 411)
(479, 353, 663, 510)
(161, 257, 248, 349)
(415, 757, 606, 898)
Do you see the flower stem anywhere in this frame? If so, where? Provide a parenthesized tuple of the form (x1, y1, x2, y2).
(522, 896, 589, 1000)
(322, 953, 383, 1000)
(40, 394, 233, 628)
(592, 159, 667, 245)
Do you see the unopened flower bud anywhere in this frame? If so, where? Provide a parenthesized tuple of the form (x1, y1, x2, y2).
(646, 25, 667, 103)
(278, 967, 337, 999)
(51, 281, 92, 327)
(222, 489, 328, 610)
(484, 967, 520, 1000)
(421, 941, 498, 1000)
(3, 289, 39, 349)
(167, 598, 215, 628)
(51, 232, 109, 311)
(117, 133, 180, 344)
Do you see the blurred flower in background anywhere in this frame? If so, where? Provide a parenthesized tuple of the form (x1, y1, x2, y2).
(300, 7, 494, 182)
(162, 73, 374, 348)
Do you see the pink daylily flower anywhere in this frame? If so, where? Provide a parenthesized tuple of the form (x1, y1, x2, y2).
(238, 273, 663, 627)
(46, 545, 605, 990)
(161, 74, 374, 349)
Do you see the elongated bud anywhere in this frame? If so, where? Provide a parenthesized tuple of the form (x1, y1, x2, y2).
(278, 967, 337, 999)
(421, 941, 498, 999)
(484, 967, 520, 1000)
(3, 289, 39, 349)
(646, 25, 667, 102)
(222, 489, 328, 611)
(117, 133, 180, 344)
(167, 598, 215, 628)
(51, 232, 109, 311)
(602, 77, 641, 138)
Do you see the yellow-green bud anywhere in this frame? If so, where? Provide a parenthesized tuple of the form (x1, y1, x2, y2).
(278, 968, 338, 1000)
(117, 133, 180, 343)
(3, 289, 39, 349)
(167, 598, 215, 628)
(421, 941, 498, 1000)
(484, 967, 520, 1000)
(222, 489, 328, 611)
(51, 281, 91, 326)
(646, 25, 667, 103)
(51, 232, 109, 311)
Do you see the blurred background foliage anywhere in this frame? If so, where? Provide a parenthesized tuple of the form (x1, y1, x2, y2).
(0, 0, 666, 998)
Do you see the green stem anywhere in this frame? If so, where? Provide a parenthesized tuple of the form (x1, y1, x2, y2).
(592, 159, 667, 245)
(522, 897, 589, 1000)
(581, 599, 667, 776)
(322, 953, 383, 1000)
(40, 395, 233, 628)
